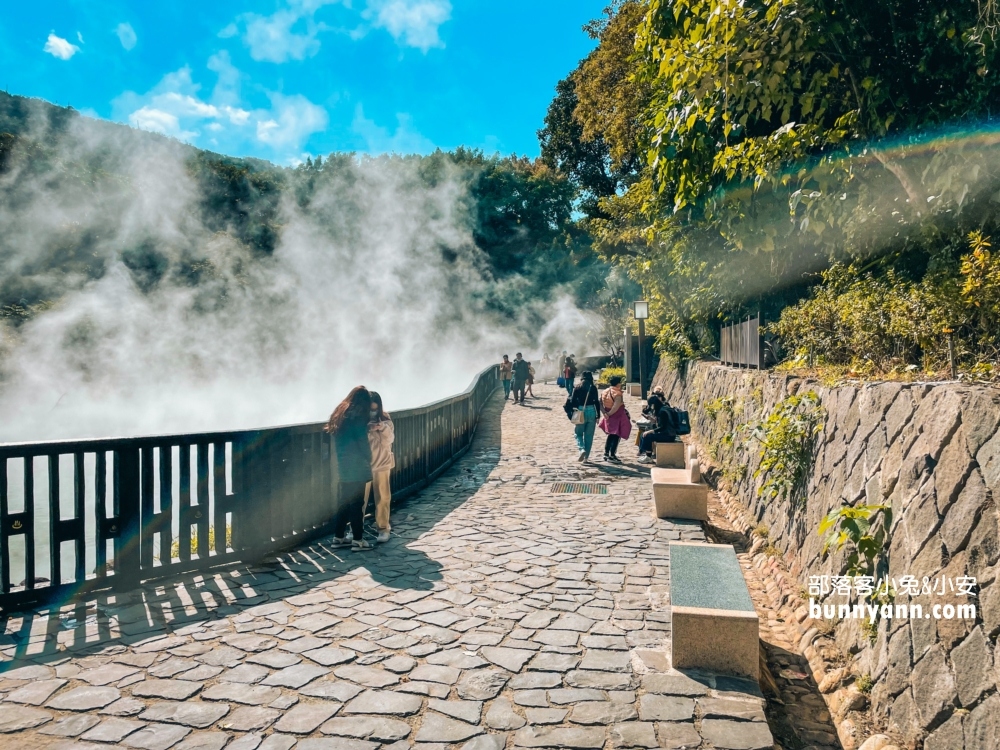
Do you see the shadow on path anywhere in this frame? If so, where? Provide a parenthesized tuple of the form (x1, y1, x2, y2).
(0, 393, 504, 672)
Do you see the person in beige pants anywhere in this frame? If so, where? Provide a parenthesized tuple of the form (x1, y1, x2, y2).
(364, 391, 395, 543)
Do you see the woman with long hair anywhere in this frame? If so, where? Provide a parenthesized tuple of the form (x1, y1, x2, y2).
(364, 391, 395, 544)
(565, 371, 599, 462)
(325, 386, 374, 551)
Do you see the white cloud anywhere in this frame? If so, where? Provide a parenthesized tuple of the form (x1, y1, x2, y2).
(129, 107, 197, 141)
(365, 0, 451, 51)
(228, 0, 343, 63)
(115, 61, 326, 156)
(116, 22, 137, 51)
(352, 104, 435, 154)
(207, 51, 241, 105)
(44, 33, 80, 60)
(256, 94, 329, 149)
(223, 0, 450, 62)
(77, 31, 85, 44)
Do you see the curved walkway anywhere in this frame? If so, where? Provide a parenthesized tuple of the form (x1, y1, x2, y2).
(1, 383, 774, 750)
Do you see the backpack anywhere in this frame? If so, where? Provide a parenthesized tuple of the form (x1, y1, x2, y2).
(673, 409, 691, 435)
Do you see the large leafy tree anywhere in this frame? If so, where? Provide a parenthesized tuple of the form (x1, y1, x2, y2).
(580, 0, 1000, 361)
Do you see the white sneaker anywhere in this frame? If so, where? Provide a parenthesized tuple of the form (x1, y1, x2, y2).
(637, 455, 654, 464)
(578, 450, 587, 462)
(377, 529, 390, 543)
(331, 536, 352, 548)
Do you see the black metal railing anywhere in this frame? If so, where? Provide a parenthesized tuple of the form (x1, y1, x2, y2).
(720, 314, 764, 369)
(0, 365, 499, 611)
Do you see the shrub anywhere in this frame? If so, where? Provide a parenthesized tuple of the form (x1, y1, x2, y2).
(598, 366, 627, 385)
(752, 391, 825, 503)
(771, 231, 1000, 379)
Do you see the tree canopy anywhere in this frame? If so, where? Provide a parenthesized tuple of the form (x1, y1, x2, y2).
(551, 0, 1000, 374)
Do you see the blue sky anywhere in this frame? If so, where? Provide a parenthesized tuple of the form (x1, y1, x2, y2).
(1, 1, 607, 164)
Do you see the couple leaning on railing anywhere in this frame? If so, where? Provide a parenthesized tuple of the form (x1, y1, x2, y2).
(323, 386, 395, 551)
(564, 373, 690, 465)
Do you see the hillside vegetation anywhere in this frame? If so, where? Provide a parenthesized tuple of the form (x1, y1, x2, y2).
(0, 91, 605, 337)
(540, 0, 1000, 380)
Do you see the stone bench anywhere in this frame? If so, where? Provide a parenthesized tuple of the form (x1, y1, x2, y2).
(651, 461, 707, 521)
(655, 441, 687, 468)
(669, 541, 759, 680)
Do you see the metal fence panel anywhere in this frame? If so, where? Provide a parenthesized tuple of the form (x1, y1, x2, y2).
(0, 365, 499, 611)
(720, 314, 764, 369)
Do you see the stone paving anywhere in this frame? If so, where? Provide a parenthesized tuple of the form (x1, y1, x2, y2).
(0, 383, 775, 750)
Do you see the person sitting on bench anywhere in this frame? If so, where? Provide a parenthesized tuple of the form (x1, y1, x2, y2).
(637, 399, 679, 464)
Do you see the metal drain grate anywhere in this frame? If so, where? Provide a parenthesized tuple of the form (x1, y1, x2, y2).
(550, 482, 608, 494)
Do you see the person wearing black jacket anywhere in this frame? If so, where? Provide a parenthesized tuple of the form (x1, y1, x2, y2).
(642, 386, 666, 419)
(637, 399, 679, 463)
(565, 371, 600, 462)
(325, 386, 375, 550)
(511, 352, 531, 405)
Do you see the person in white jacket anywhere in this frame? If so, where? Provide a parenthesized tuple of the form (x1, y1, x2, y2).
(364, 391, 395, 543)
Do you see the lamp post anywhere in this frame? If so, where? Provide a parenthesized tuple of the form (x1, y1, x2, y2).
(634, 300, 649, 399)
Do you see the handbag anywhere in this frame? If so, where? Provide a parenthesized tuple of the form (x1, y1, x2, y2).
(571, 387, 591, 425)
(557, 376, 566, 387)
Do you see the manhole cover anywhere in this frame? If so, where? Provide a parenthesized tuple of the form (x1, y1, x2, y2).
(550, 482, 608, 494)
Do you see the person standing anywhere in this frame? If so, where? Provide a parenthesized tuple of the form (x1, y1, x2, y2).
(526, 361, 536, 398)
(364, 391, 394, 543)
(511, 352, 530, 405)
(325, 386, 374, 551)
(564, 354, 577, 396)
(541, 353, 552, 383)
(565, 371, 599, 461)
(557, 351, 567, 386)
(598, 375, 632, 462)
(499, 355, 513, 400)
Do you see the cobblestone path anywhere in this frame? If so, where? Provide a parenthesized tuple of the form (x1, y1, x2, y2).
(0, 384, 775, 750)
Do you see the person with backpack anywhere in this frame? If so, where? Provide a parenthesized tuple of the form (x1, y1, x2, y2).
(565, 371, 599, 461)
(564, 354, 577, 396)
(637, 399, 680, 464)
(598, 375, 631, 462)
(642, 386, 666, 418)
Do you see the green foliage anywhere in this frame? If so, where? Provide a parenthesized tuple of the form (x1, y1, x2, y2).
(167, 525, 232, 561)
(820, 502, 894, 643)
(772, 231, 1000, 378)
(819, 503, 893, 581)
(560, 0, 1000, 366)
(598, 366, 627, 385)
(704, 395, 735, 421)
(752, 391, 824, 502)
(856, 673, 874, 695)
(0, 92, 611, 329)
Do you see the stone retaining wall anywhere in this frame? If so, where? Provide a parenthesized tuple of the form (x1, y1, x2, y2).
(653, 361, 1000, 749)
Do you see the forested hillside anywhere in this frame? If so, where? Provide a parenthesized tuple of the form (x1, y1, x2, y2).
(0, 91, 617, 440)
(0, 91, 605, 333)
(540, 0, 1000, 380)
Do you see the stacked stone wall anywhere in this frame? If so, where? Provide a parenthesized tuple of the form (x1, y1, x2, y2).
(653, 361, 1000, 748)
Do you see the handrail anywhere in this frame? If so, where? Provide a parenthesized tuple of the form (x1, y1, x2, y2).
(0, 364, 499, 611)
(0, 366, 498, 452)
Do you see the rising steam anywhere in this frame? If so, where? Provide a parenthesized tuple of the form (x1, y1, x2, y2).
(0, 112, 596, 443)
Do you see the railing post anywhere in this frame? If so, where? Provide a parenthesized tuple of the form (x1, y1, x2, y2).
(113, 447, 141, 591)
(423, 412, 430, 484)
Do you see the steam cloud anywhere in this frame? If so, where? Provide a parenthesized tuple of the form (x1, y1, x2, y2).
(0, 113, 596, 443)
